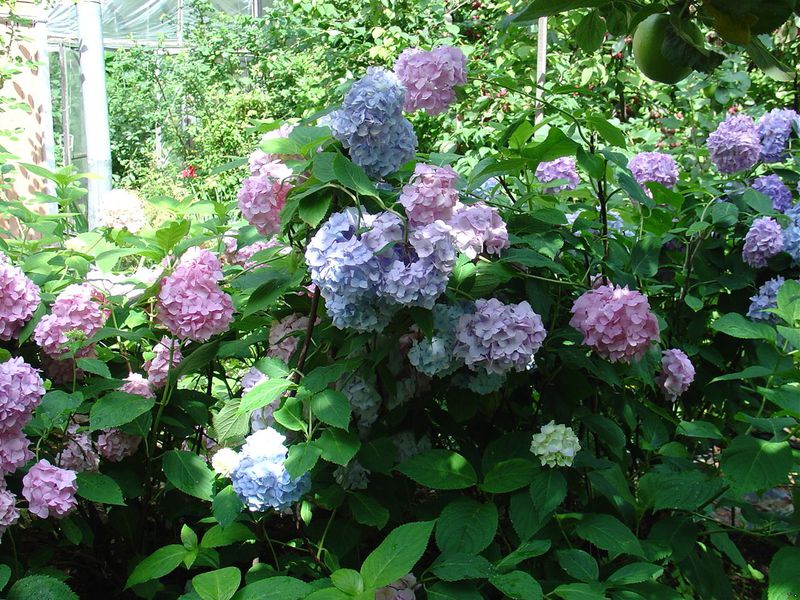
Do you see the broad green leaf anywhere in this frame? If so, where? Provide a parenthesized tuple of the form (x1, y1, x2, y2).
(285, 442, 322, 478)
(303, 589, 350, 600)
(347, 492, 389, 529)
(7, 576, 79, 600)
(552, 582, 607, 599)
(510, 491, 543, 540)
(490, 572, 543, 600)
(231, 576, 312, 600)
(299, 194, 332, 227)
(213, 485, 243, 527)
(396, 450, 477, 490)
(75, 357, 112, 379)
(316, 429, 360, 465)
(436, 498, 498, 555)
(192, 567, 241, 600)
(509, 0, 606, 23)
(607, 562, 663, 585)
(767, 547, 800, 600)
(676, 420, 723, 439)
(163, 450, 215, 500)
(587, 114, 626, 147)
(481, 458, 538, 493)
(0, 564, 9, 591)
(89, 392, 154, 431)
(575, 10, 606, 53)
(238, 378, 294, 414)
(427, 582, 484, 600)
(712, 313, 775, 342)
(201, 523, 255, 548)
(310, 389, 351, 429)
(638, 470, 724, 512)
(430, 553, 493, 581)
(126, 545, 187, 588)
(330, 569, 364, 595)
(529, 469, 567, 516)
(573, 514, 644, 558)
(213, 400, 250, 443)
(720, 435, 793, 491)
(301, 362, 357, 394)
(360, 520, 435, 589)
(557, 549, 599, 582)
(76, 471, 125, 505)
(496, 539, 551, 572)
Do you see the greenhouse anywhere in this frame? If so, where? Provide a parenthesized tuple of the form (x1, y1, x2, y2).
(0, 0, 799, 598)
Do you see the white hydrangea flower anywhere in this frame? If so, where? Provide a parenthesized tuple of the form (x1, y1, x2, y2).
(530, 421, 580, 468)
(211, 448, 240, 477)
(98, 189, 147, 233)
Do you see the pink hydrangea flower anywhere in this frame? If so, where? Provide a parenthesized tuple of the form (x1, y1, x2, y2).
(0, 257, 40, 340)
(156, 248, 234, 342)
(0, 487, 19, 537)
(22, 459, 78, 519)
(96, 429, 141, 462)
(56, 424, 99, 472)
(657, 349, 695, 402)
(120, 373, 155, 399)
(33, 283, 108, 358)
(570, 284, 660, 363)
(0, 357, 45, 432)
(234, 239, 282, 269)
(144, 336, 183, 388)
(0, 427, 33, 473)
(267, 314, 312, 363)
(448, 202, 509, 259)
(394, 46, 467, 115)
(237, 175, 292, 237)
(248, 124, 299, 176)
(398, 164, 459, 225)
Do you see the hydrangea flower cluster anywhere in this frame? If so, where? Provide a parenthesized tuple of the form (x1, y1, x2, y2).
(752, 174, 793, 212)
(144, 337, 183, 388)
(757, 108, 799, 163)
(656, 349, 695, 402)
(408, 304, 469, 377)
(570, 284, 660, 363)
(86, 265, 159, 302)
(0, 256, 40, 340)
(120, 373, 155, 399)
(267, 314, 311, 363)
(0, 357, 45, 434)
(747, 276, 786, 322)
(0, 487, 19, 538)
(157, 248, 234, 341)
(530, 421, 581, 468)
(448, 202, 509, 259)
(230, 428, 310, 512)
(34, 283, 108, 358)
(327, 67, 417, 179)
(98, 189, 147, 232)
(453, 370, 507, 394)
(628, 151, 679, 195)
(535, 157, 579, 193)
(393, 431, 432, 464)
(22, 459, 78, 519)
(96, 429, 141, 462)
(783, 205, 800, 264)
(237, 175, 292, 237)
(342, 376, 382, 434)
(398, 163, 459, 225)
(234, 239, 282, 269)
(211, 448, 240, 477)
(706, 114, 761, 174)
(56, 424, 99, 472)
(394, 45, 467, 115)
(743, 217, 784, 268)
(0, 429, 33, 473)
(248, 123, 298, 177)
(375, 573, 419, 600)
(455, 299, 546, 375)
(333, 461, 370, 490)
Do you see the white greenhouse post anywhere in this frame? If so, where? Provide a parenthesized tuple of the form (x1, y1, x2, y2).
(77, 0, 112, 229)
(535, 16, 547, 125)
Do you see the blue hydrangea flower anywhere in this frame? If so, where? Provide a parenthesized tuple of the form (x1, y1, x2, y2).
(408, 304, 470, 377)
(783, 204, 800, 264)
(747, 277, 785, 323)
(327, 67, 417, 179)
(707, 114, 761, 174)
(752, 174, 793, 213)
(341, 376, 381, 434)
(758, 108, 799, 163)
(230, 429, 310, 512)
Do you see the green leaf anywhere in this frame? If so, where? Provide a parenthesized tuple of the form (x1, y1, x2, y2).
(427, 582, 484, 600)
(768, 547, 800, 600)
(574, 514, 644, 558)
(285, 442, 322, 478)
(201, 523, 255, 548)
(496, 540, 551, 573)
(582, 414, 625, 459)
(430, 553, 493, 581)
(489, 571, 543, 600)
(238, 378, 294, 414)
(746, 37, 794, 82)
(310, 389, 352, 429)
(557, 549, 599, 582)
(529, 469, 567, 517)
(629, 236, 661, 278)
(89, 391, 154, 431)
(360, 520, 435, 589)
(775, 279, 800, 324)
(710, 202, 739, 226)
(213, 400, 250, 443)
(552, 582, 607, 599)
(155, 220, 190, 252)
(299, 194, 332, 227)
(126, 544, 187, 588)
(231, 577, 312, 600)
(396, 450, 477, 490)
(316, 429, 360, 465)
(303, 589, 350, 600)
(7, 576, 79, 600)
(575, 10, 606, 53)
(510, 0, 606, 22)
(720, 435, 793, 491)
(213, 485, 244, 527)
(244, 270, 305, 317)
(331, 569, 364, 595)
(607, 562, 663, 585)
(181, 524, 198, 549)
(313, 152, 379, 198)
(163, 450, 215, 500)
(302, 362, 357, 394)
(587, 114, 626, 147)
(712, 313, 776, 342)
(639, 470, 724, 512)
(481, 458, 538, 493)
(676, 420, 723, 439)
(76, 471, 125, 505)
(436, 498, 498, 555)
(0, 564, 10, 591)
(75, 357, 112, 379)
(347, 492, 390, 529)
(171, 340, 220, 382)
(192, 567, 241, 600)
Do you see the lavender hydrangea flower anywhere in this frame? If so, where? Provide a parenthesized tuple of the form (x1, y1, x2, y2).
(536, 157, 579, 193)
(0, 428, 33, 474)
(758, 108, 799, 163)
(341, 376, 381, 434)
(268, 314, 311, 363)
(408, 304, 469, 377)
(120, 373, 155, 399)
(144, 336, 183, 388)
(398, 163, 459, 225)
(455, 299, 547, 374)
(393, 431, 432, 463)
(707, 114, 761, 174)
(394, 45, 467, 115)
(375, 573, 419, 600)
(752, 174, 793, 213)
(56, 424, 99, 472)
(570, 284, 660, 363)
(656, 349, 695, 402)
(0, 256, 40, 340)
(327, 67, 417, 179)
(783, 205, 800, 264)
(0, 357, 45, 433)
(747, 276, 785, 322)
(22, 459, 78, 519)
(0, 488, 19, 538)
(34, 283, 108, 358)
(230, 428, 310, 512)
(628, 151, 679, 196)
(742, 217, 784, 268)
(454, 370, 507, 394)
(96, 428, 141, 462)
(448, 202, 509, 259)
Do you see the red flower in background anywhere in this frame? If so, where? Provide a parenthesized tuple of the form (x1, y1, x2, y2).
(180, 165, 197, 179)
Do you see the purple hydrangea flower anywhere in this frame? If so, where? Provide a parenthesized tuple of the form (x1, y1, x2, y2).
(22, 459, 78, 519)
(455, 299, 547, 374)
(536, 157, 579, 193)
(0, 357, 45, 433)
(408, 304, 469, 377)
(96, 428, 141, 462)
(248, 124, 299, 177)
(144, 336, 183, 388)
(0, 256, 40, 340)
(234, 239, 283, 269)
(707, 114, 761, 174)
(120, 373, 154, 399)
(656, 349, 695, 402)
(628, 152, 679, 196)
(0, 427, 33, 474)
(394, 45, 467, 115)
(375, 573, 419, 600)
(758, 108, 799, 163)
(743, 217, 784, 268)
(448, 202, 509, 259)
(747, 276, 785, 322)
(327, 67, 417, 179)
(0, 487, 19, 538)
(398, 163, 459, 226)
(56, 424, 99, 472)
(268, 314, 312, 364)
(783, 205, 800, 264)
(752, 174, 793, 213)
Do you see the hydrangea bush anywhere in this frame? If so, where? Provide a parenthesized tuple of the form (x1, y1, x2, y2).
(1, 31, 799, 600)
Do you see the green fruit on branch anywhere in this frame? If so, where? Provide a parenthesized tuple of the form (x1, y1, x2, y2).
(633, 14, 703, 84)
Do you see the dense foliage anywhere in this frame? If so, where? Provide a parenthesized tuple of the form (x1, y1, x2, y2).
(2, 0, 800, 599)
